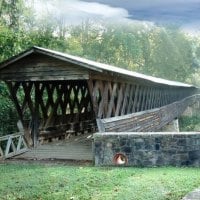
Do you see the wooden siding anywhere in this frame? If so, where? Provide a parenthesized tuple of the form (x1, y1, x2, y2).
(97, 94, 199, 132)
(0, 53, 89, 81)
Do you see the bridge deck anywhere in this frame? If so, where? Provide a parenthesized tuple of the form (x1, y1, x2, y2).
(14, 134, 93, 161)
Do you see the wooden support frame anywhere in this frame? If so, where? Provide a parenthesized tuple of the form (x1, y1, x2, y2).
(137, 86, 144, 112)
(141, 86, 147, 111)
(121, 83, 130, 115)
(106, 83, 118, 118)
(132, 84, 139, 113)
(115, 83, 125, 116)
(127, 84, 135, 114)
(5, 80, 96, 146)
(0, 132, 28, 159)
(32, 82, 40, 147)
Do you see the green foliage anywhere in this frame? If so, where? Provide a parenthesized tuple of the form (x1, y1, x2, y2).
(0, 0, 24, 29)
(1, 164, 200, 200)
(179, 115, 200, 131)
(66, 23, 196, 83)
(0, 82, 18, 136)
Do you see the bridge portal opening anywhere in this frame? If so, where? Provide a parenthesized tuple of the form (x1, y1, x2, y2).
(6, 80, 97, 146)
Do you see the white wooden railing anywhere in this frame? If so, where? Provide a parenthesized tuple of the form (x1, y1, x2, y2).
(0, 132, 28, 160)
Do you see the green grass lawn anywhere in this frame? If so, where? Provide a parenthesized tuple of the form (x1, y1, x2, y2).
(0, 163, 200, 200)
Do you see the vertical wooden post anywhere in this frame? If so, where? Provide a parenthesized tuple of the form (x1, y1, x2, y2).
(121, 84, 130, 115)
(32, 82, 40, 147)
(151, 89, 156, 109)
(98, 81, 108, 118)
(87, 79, 98, 117)
(140, 87, 147, 111)
(157, 89, 160, 107)
(136, 86, 143, 112)
(145, 87, 151, 110)
(159, 89, 163, 107)
(162, 89, 166, 106)
(127, 85, 134, 114)
(115, 83, 124, 116)
(132, 85, 139, 112)
(106, 83, 117, 118)
(148, 88, 154, 109)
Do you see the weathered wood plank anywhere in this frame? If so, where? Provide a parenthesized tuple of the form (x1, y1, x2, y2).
(136, 86, 143, 112)
(1, 75, 89, 81)
(132, 84, 139, 113)
(6, 82, 23, 120)
(32, 82, 40, 147)
(115, 83, 125, 116)
(121, 84, 130, 115)
(106, 83, 118, 118)
(127, 84, 135, 114)
(0, 54, 90, 80)
(141, 86, 147, 111)
(97, 95, 198, 133)
(98, 82, 109, 118)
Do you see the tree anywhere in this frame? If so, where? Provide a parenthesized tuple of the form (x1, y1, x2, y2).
(0, 0, 25, 29)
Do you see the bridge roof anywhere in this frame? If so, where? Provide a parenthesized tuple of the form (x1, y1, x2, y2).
(0, 46, 195, 87)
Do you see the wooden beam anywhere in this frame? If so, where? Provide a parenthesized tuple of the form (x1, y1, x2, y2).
(141, 87, 147, 111)
(106, 83, 118, 118)
(6, 82, 23, 121)
(148, 87, 153, 109)
(98, 81, 108, 118)
(127, 84, 135, 114)
(87, 79, 98, 116)
(145, 87, 151, 110)
(137, 86, 143, 112)
(132, 85, 139, 113)
(121, 84, 130, 115)
(115, 83, 125, 116)
(32, 82, 40, 147)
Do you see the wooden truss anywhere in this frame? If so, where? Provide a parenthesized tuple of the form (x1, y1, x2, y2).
(4, 78, 195, 146)
(6, 80, 96, 146)
(87, 79, 192, 119)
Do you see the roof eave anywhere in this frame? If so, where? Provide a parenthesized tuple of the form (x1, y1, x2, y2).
(0, 48, 35, 70)
(0, 46, 103, 73)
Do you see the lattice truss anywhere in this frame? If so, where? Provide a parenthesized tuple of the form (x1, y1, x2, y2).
(5, 79, 192, 139)
(88, 79, 190, 119)
(6, 80, 94, 131)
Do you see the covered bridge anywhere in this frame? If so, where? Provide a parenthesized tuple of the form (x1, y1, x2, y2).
(0, 46, 198, 160)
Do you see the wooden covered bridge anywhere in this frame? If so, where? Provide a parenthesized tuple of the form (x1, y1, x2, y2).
(0, 46, 198, 161)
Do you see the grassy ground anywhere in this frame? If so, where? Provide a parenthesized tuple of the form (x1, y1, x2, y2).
(0, 162, 200, 200)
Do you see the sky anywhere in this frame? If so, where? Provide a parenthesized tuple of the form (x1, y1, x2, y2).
(34, 0, 200, 34)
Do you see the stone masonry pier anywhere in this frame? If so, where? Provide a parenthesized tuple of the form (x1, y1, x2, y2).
(93, 132, 200, 167)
